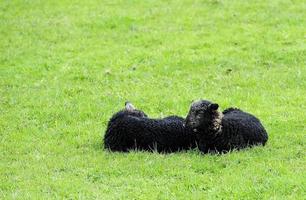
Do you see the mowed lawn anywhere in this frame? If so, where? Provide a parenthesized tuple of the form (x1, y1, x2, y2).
(1, 0, 305, 199)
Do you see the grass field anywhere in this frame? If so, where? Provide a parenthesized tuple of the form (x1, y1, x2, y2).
(1, 0, 305, 199)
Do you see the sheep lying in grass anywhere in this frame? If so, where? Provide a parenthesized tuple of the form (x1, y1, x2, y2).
(104, 102, 197, 152)
(185, 100, 268, 153)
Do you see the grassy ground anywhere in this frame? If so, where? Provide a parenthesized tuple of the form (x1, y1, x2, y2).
(1, 0, 305, 199)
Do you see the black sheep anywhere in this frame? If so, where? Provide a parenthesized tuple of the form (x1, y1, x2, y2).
(185, 100, 268, 153)
(104, 102, 197, 152)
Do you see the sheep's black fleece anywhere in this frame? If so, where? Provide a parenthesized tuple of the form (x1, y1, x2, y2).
(185, 100, 268, 153)
(104, 104, 196, 153)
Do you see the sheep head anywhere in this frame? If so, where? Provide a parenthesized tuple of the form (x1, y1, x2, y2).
(124, 101, 148, 118)
(185, 100, 223, 133)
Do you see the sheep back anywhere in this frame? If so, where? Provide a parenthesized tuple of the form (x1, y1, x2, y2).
(104, 112, 196, 153)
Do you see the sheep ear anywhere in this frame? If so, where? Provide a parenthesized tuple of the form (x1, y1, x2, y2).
(125, 101, 136, 111)
(209, 103, 219, 110)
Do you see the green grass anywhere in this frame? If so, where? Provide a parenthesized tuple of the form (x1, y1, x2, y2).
(1, 0, 305, 199)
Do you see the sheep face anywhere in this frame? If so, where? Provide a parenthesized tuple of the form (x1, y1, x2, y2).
(185, 100, 221, 132)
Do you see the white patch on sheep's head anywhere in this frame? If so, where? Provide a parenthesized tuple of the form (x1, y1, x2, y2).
(125, 101, 136, 111)
(124, 101, 147, 118)
(185, 99, 223, 133)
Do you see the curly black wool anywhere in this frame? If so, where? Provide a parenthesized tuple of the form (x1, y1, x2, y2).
(104, 102, 196, 153)
(185, 100, 268, 153)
